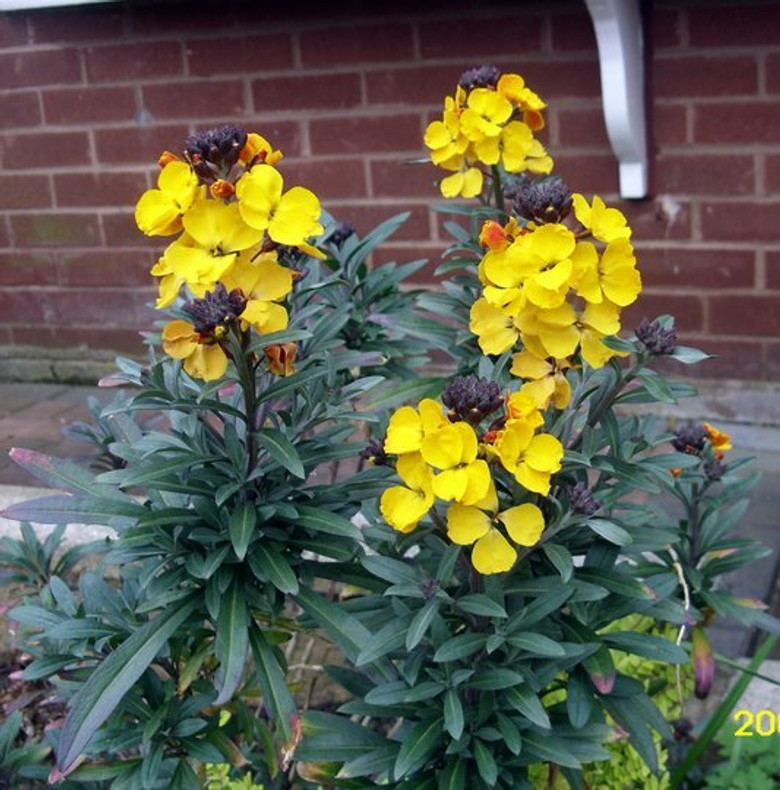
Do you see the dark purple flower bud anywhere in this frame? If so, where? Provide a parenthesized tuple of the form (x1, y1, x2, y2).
(184, 124, 248, 181)
(182, 283, 247, 337)
(329, 222, 356, 248)
(506, 174, 572, 224)
(442, 375, 503, 427)
(636, 318, 678, 356)
(703, 458, 726, 481)
(671, 424, 707, 455)
(568, 482, 600, 516)
(459, 65, 502, 91)
(360, 438, 391, 467)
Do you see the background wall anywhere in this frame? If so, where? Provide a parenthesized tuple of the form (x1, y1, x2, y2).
(0, 0, 778, 380)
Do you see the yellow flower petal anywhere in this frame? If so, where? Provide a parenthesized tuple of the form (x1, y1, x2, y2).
(460, 459, 492, 506)
(162, 320, 198, 359)
(396, 452, 434, 496)
(510, 350, 553, 380)
(384, 406, 423, 455)
(380, 486, 430, 533)
(499, 503, 545, 546)
(524, 434, 564, 474)
(515, 463, 552, 496)
(446, 503, 492, 545)
(269, 186, 323, 246)
(472, 529, 517, 575)
(422, 424, 464, 470)
(432, 467, 470, 502)
(183, 342, 228, 382)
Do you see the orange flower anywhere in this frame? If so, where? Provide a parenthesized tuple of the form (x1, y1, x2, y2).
(704, 423, 732, 453)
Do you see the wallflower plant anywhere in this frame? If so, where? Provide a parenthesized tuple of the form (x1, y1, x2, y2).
(1, 71, 777, 790)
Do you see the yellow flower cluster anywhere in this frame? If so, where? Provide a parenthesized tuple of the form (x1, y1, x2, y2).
(470, 194, 642, 395)
(424, 71, 553, 199)
(134, 126, 324, 380)
(379, 395, 564, 575)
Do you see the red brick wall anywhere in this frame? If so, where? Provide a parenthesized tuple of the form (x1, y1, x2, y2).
(0, 0, 778, 380)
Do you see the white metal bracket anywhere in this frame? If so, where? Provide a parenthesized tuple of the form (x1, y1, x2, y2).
(585, 0, 648, 199)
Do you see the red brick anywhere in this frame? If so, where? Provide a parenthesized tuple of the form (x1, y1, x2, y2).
(143, 79, 247, 120)
(766, 53, 780, 94)
(43, 86, 136, 124)
(0, 217, 9, 248)
(638, 247, 755, 290)
(0, 289, 46, 323)
(102, 211, 153, 248)
(766, 343, 780, 381)
(370, 158, 438, 198)
(551, 8, 596, 51)
(692, 339, 763, 380)
(252, 72, 361, 112)
(652, 7, 683, 50)
(11, 325, 146, 354)
(0, 130, 90, 169)
(94, 124, 190, 165)
(0, 48, 81, 89)
(310, 114, 422, 155)
(367, 64, 464, 106)
(54, 172, 147, 209)
(44, 288, 155, 327)
(619, 199, 692, 241)
(0, 174, 51, 210)
(326, 202, 431, 242)
(281, 157, 366, 200)
(557, 107, 609, 147)
(553, 153, 620, 195)
(0, 252, 57, 285)
(187, 34, 293, 76)
(764, 250, 780, 289)
(300, 24, 414, 67)
(521, 59, 601, 100)
(624, 293, 704, 333)
(689, 5, 780, 47)
(654, 104, 687, 146)
(29, 6, 126, 43)
(85, 41, 183, 83)
(701, 201, 780, 242)
(654, 56, 757, 99)
(10, 213, 100, 247)
(0, 91, 42, 130)
(58, 250, 152, 287)
(709, 295, 780, 337)
(418, 15, 541, 58)
(655, 154, 755, 195)
(0, 13, 30, 47)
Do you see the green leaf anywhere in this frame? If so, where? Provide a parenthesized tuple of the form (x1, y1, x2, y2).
(603, 632, 688, 663)
(636, 368, 677, 404)
(228, 503, 257, 561)
(582, 644, 616, 694)
(543, 543, 573, 582)
(99, 454, 221, 487)
(56, 596, 197, 773)
(473, 739, 498, 786)
(249, 626, 296, 742)
(2, 494, 145, 527)
(504, 685, 551, 730)
(214, 581, 248, 705)
(669, 345, 711, 365)
(457, 594, 507, 618)
(566, 669, 592, 729)
(364, 377, 443, 411)
(252, 543, 299, 595)
(433, 633, 487, 662)
(256, 429, 306, 479)
(247, 328, 313, 355)
(295, 505, 362, 541)
(298, 711, 387, 762)
(469, 668, 525, 691)
(586, 518, 633, 547)
(443, 688, 464, 740)
(362, 555, 420, 586)
(507, 632, 566, 657)
(496, 712, 521, 755)
(438, 758, 467, 790)
(522, 731, 580, 769)
(394, 717, 442, 779)
(406, 600, 440, 650)
(356, 619, 408, 666)
(22, 654, 77, 681)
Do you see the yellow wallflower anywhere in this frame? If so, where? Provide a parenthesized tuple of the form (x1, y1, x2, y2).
(440, 167, 483, 199)
(460, 88, 513, 142)
(162, 320, 228, 381)
(239, 132, 283, 167)
(496, 73, 547, 131)
(469, 297, 520, 356)
(572, 238, 642, 307)
(135, 161, 200, 236)
(510, 351, 572, 410)
(494, 421, 563, 496)
(380, 452, 435, 533)
(236, 164, 323, 248)
(447, 481, 546, 575)
(572, 194, 632, 244)
(704, 423, 732, 453)
(384, 399, 450, 455)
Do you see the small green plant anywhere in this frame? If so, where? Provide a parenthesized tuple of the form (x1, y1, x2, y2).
(701, 727, 780, 790)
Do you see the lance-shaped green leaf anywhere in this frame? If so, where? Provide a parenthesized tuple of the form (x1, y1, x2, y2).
(256, 428, 306, 479)
(2, 494, 145, 527)
(504, 685, 551, 730)
(394, 717, 443, 779)
(98, 454, 221, 487)
(214, 581, 248, 705)
(295, 505, 362, 541)
(228, 503, 257, 561)
(603, 631, 688, 664)
(356, 618, 408, 666)
(56, 596, 197, 773)
(406, 599, 440, 650)
(586, 518, 633, 547)
(507, 632, 566, 657)
(583, 644, 616, 694)
(250, 543, 298, 594)
(566, 669, 592, 729)
(249, 625, 296, 743)
(443, 688, 464, 740)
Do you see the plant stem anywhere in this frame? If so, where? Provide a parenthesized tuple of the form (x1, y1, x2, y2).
(491, 165, 505, 217)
